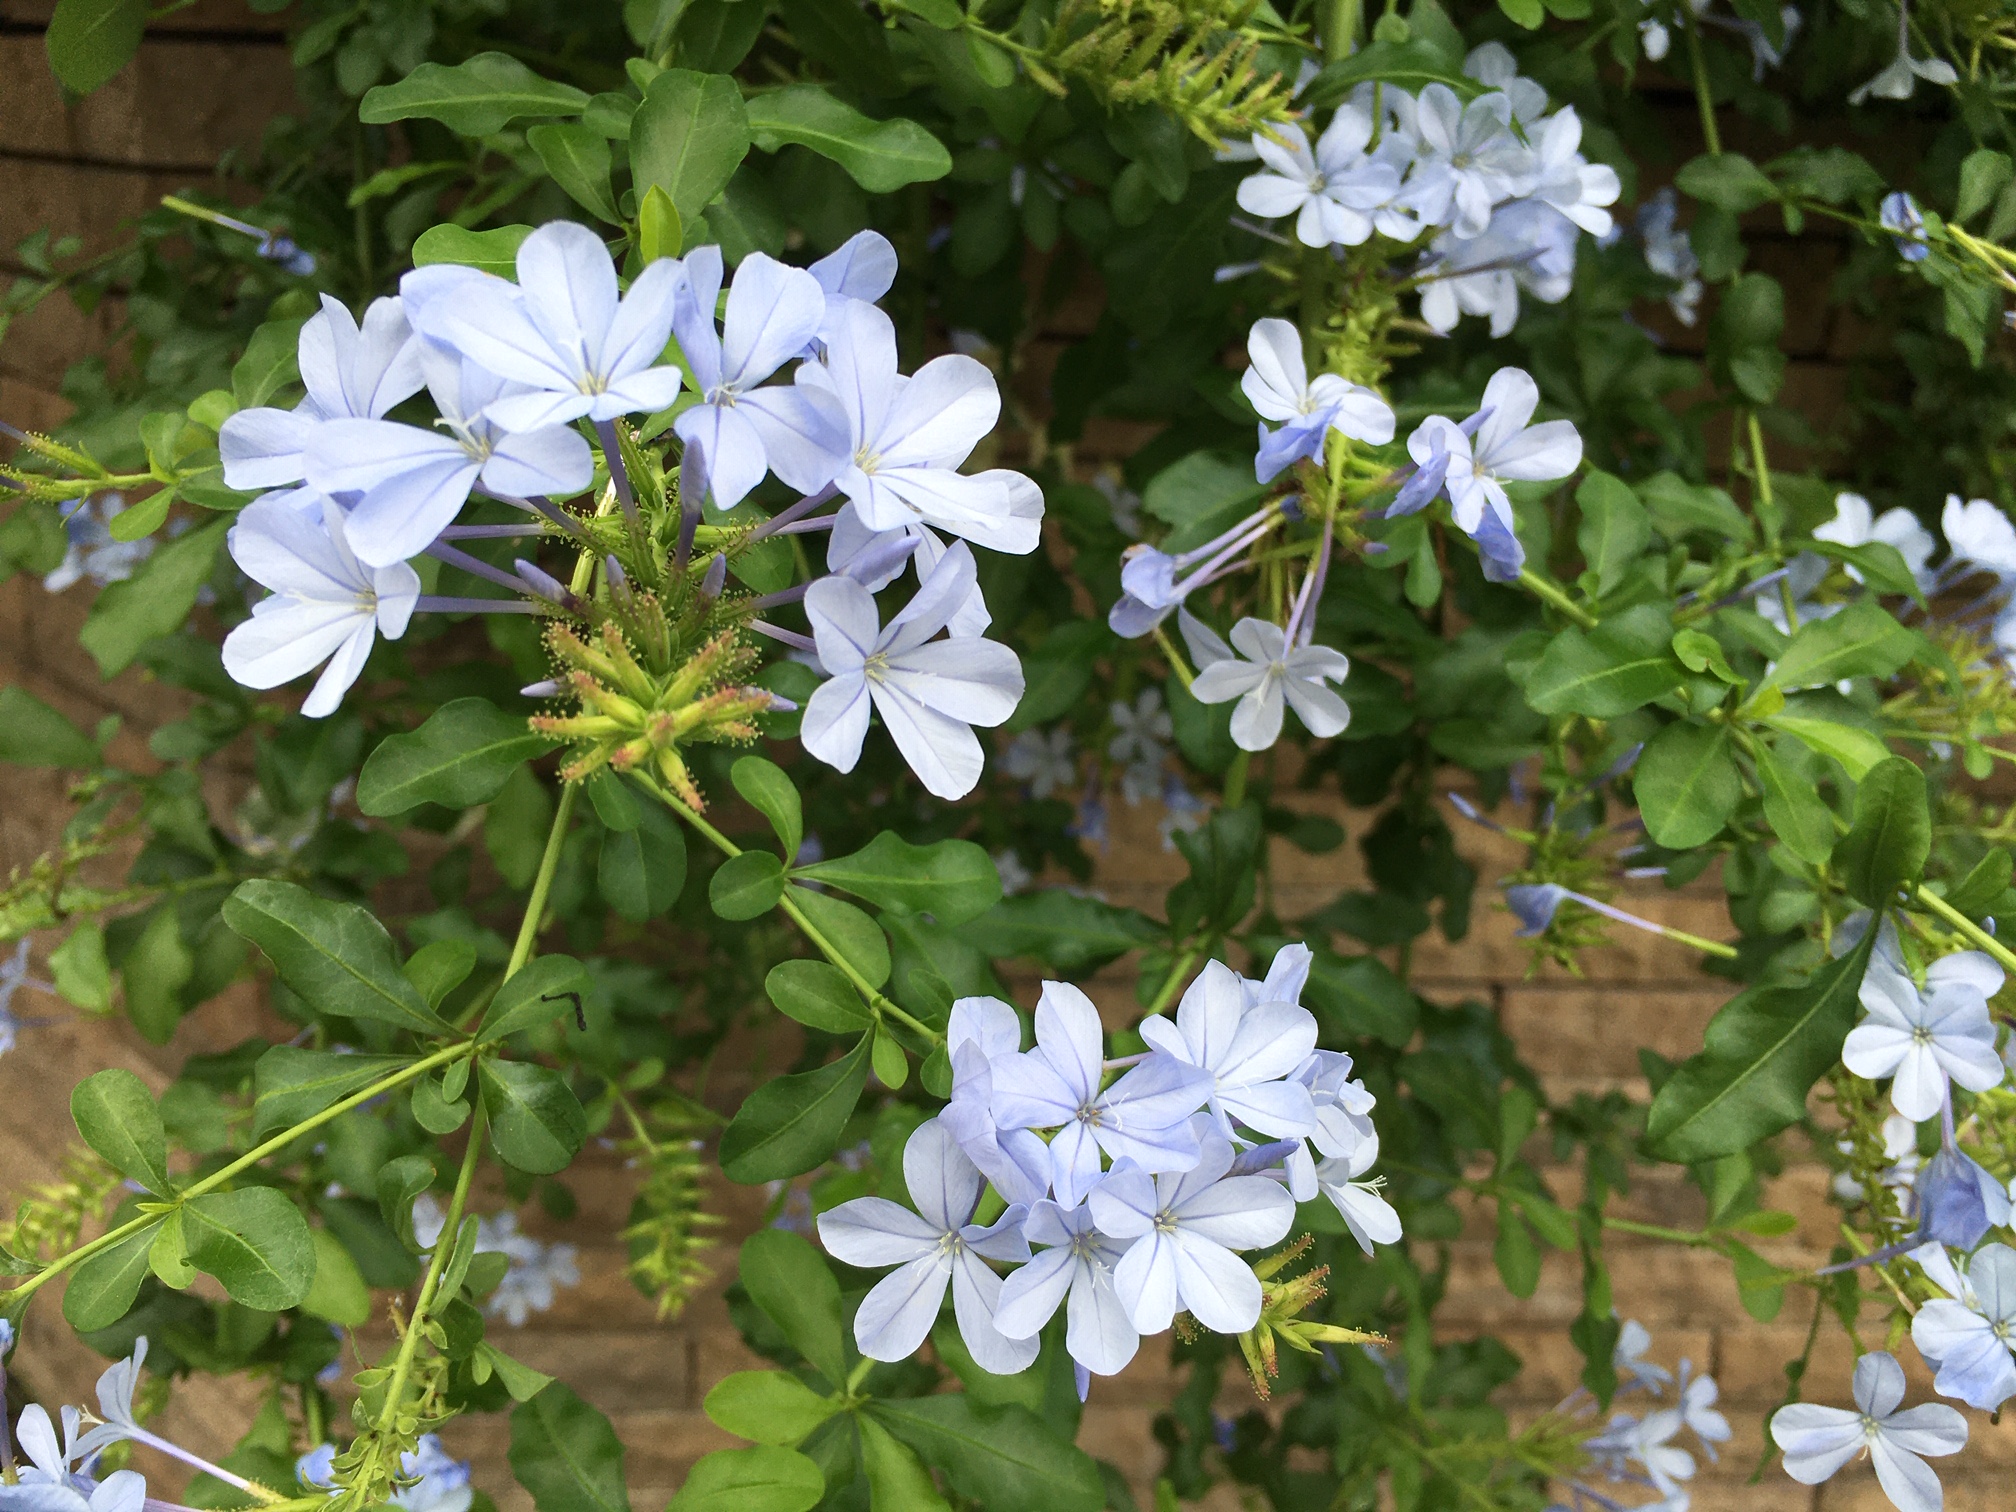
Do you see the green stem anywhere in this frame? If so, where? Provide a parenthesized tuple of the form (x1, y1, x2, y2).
(1914, 884, 2016, 974)
(642, 777, 943, 1044)
(1601, 1216, 1724, 1247)
(1143, 943, 1202, 1017)
(1153, 625, 1195, 690)
(1224, 750, 1251, 807)
(373, 1100, 488, 1434)
(1685, 12, 1723, 156)
(506, 783, 579, 977)
(6, 1040, 474, 1306)
(1516, 566, 1599, 630)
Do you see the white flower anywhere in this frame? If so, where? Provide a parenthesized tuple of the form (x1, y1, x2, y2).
(1405, 368, 1582, 582)
(221, 496, 419, 718)
(1310, 1135, 1401, 1254)
(1614, 1319, 1675, 1393)
(1677, 1360, 1731, 1458)
(13, 1403, 90, 1488)
(400, 221, 683, 431)
(1404, 84, 1532, 237)
(1242, 318, 1396, 482)
(1814, 492, 1936, 589)
(1639, 17, 1671, 58)
(825, 498, 1016, 639)
(1911, 1241, 2016, 1410)
(800, 542, 1023, 800)
(994, 1197, 1140, 1382)
(0, 1468, 146, 1512)
(1636, 188, 1702, 325)
(1851, 38, 1958, 105)
(306, 345, 593, 567)
(1088, 1130, 1296, 1334)
(1524, 107, 1622, 237)
(1109, 689, 1172, 766)
(1462, 43, 1548, 124)
(1416, 199, 1580, 340)
(1138, 960, 1318, 1139)
(671, 246, 837, 509)
(800, 302, 1036, 554)
(1188, 617, 1351, 752)
(1234, 107, 1404, 248)
(940, 997, 1051, 1207)
(990, 981, 1212, 1206)
(219, 293, 423, 493)
(806, 229, 898, 346)
(387, 1437, 474, 1512)
(1842, 951, 2005, 1122)
(1771, 1351, 1966, 1511)
(815, 1119, 1035, 1373)
(1004, 728, 1077, 798)
(1943, 495, 2016, 578)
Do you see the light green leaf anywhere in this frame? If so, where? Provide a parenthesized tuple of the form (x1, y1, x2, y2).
(1764, 712, 1891, 779)
(738, 1229, 848, 1387)
(1634, 723, 1740, 849)
(71, 1069, 173, 1194)
(784, 886, 890, 986)
(711, 851, 786, 919)
(859, 1417, 950, 1511)
(703, 1371, 842, 1447)
(796, 832, 1001, 925)
(666, 1447, 822, 1512)
(1762, 601, 1917, 691)
(480, 955, 589, 1042)
(50, 921, 112, 1013)
(745, 85, 951, 192)
(765, 960, 873, 1033)
(0, 686, 99, 768)
(631, 69, 751, 222)
(182, 1187, 316, 1311)
(718, 1035, 870, 1183)
(359, 53, 589, 135)
(356, 698, 554, 816)
(413, 224, 535, 278)
(509, 1382, 632, 1512)
(63, 1222, 160, 1330)
(732, 757, 803, 861)
(223, 880, 453, 1034)
(1754, 738, 1836, 865)
(301, 1226, 371, 1326)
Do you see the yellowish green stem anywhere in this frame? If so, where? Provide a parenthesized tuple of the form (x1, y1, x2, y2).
(1915, 883, 2016, 975)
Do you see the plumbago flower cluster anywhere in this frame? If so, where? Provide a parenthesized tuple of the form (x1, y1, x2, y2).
(20, 0, 2016, 1506)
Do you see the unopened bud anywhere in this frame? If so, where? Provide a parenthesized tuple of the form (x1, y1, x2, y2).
(515, 558, 568, 603)
(520, 680, 561, 698)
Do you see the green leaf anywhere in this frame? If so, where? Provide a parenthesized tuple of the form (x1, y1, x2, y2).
(232, 317, 305, 410)
(1141, 450, 1267, 544)
(377, 1155, 437, 1250)
(964, 892, 1160, 974)
(597, 799, 687, 921)
(1634, 723, 1740, 849)
(50, 922, 112, 1013)
(122, 904, 192, 1046)
(481, 1060, 588, 1175)
(765, 960, 873, 1033)
(1806, 539, 1925, 604)
(783, 886, 890, 987)
(631, 68, 751, 223)
(359, 53, 590, 135)
(405, 938, 478, 1009)
(476, 1341, 556, 1401)
(182, 1187, 316, 1310)
(1837, 757, 1930, 907)
(1575, 471, 1650, 599)
(637, 184, 683, 261)
(712, 851, 786, 919)
(148, 1207, 193, 1289)
(739, 1229, 848, 1387)
(1764, 713, 1891, 780)
(666, 1448, 822, 1512)
(223, 880, 452, 1034)
(301, 1226, 371, 1326)
(1645, 926, 1877, 1162)
(745, 85, 951, 192)
(703, 1371, 842, 1447)
(732, 757, 803, 861)
(0, 686, 99, 768)
(413, 224, 535, 278)
(1945, 848, 2012, 918)
(1300, 40, 1474, 105)
(481, 955, 590, 1042)
(44, 0, 146, 93)
(1754, 739, 1836, 865)
(1299, 951, 1417, 1048)
(1637, 472, 1751, 544)
(797, 832, 1001, 925)
(509, 1382, 632, 1512)
(107, 487, 173, 543)
(859, 1417, 950, 1511)
(870, 1396, 1103, 1512)
(1762, 601, 1917, 691)
(871, 1027, 908, 1090)
(357, 698, 554, 816)
(1676, 152, 1778, 212)
(63, 1221, 160, 1330)
(1524, 604, 1683, 718)
(718, 1035, 871, 1183)
(528, 122, 620, 223)
(1493, 1206, 1540, 1297)
(1956, 148, 2013, 223)
(79, 520, 227, 676)
(71, 1069, 173, 1194)
(253, 1048, 416, 1138)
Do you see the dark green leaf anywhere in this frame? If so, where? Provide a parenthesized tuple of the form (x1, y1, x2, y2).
(965, 891, 1160, 975)
(404, 939, 478, 1010)
(1762, 601, 1917, 691)
(480, 955, 590, 1042)
(223, 880, 452, 1034)
(1945, 848, 2013, 918)
(1676, 152, 1778, 212)
(765, 960, 873, 1033)
(71, 1069, 173, 1193)
(1524, 604, 1683, 718)
(871, 1395, 1103, 1512)
(44, 0, 146, 93)
(1493, 1206, 1540, 1297)
(359, 53, 589, 135)
(732, 757, 803, 860)
(1837, 757, 1930, 906)
(666, 1448, 822, 1512)
(63, 1222, 160, 1330)
(377, 1155, 437, 1250)
(1754, 739, 1836, 865)
(232, 317, 305, 410)
(509, 1382, 632, 1512)
(783, 886, 889, 986)
(718, 1035, 870, 1183)
(528, 122, 619, 222)
(356, 698, 554, 816)
(79, 520, 227, 676)
(0, 686, 99, 768)
(797, 832, 1000, 925)
(1300, 952, 1418, 1048)
(1575, 471, 1650, 599)
(181, 1187, 315, 1310)
(481, 1060, 588, 1174)
(301, 1226, 371, 1326)
(746, 85, 951, 192)
(738, 1228, 848, 1387)
(711, 851, 786, 919)
(597, 800, 687, 922)
(1634, 723, 1740, 849)
(1645, 926, 1877, 1161)
(631, 68, 751, 222)
(1637, 473, 1751, 544)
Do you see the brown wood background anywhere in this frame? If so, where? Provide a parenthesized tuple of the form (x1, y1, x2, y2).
(4, 12, 2013, 1507)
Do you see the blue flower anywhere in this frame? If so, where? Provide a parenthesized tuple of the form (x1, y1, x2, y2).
(1880, 191, 1931, 263)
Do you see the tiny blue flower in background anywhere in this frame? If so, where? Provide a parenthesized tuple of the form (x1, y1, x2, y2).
(1881, 191, 1932, 263)
(0, 938, 58, 1060)
(1004, 727, 1077, 798)
(1913, 1136, 2010, 1250)
(44, 495, 154, 593)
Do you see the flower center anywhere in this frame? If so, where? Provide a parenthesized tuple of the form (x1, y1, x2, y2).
(1153, 1206, 1180, 1235)
(855, 445, 882, 475)
(1912, 1025, 1936, 1047)
(865, 651, 889, 684)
